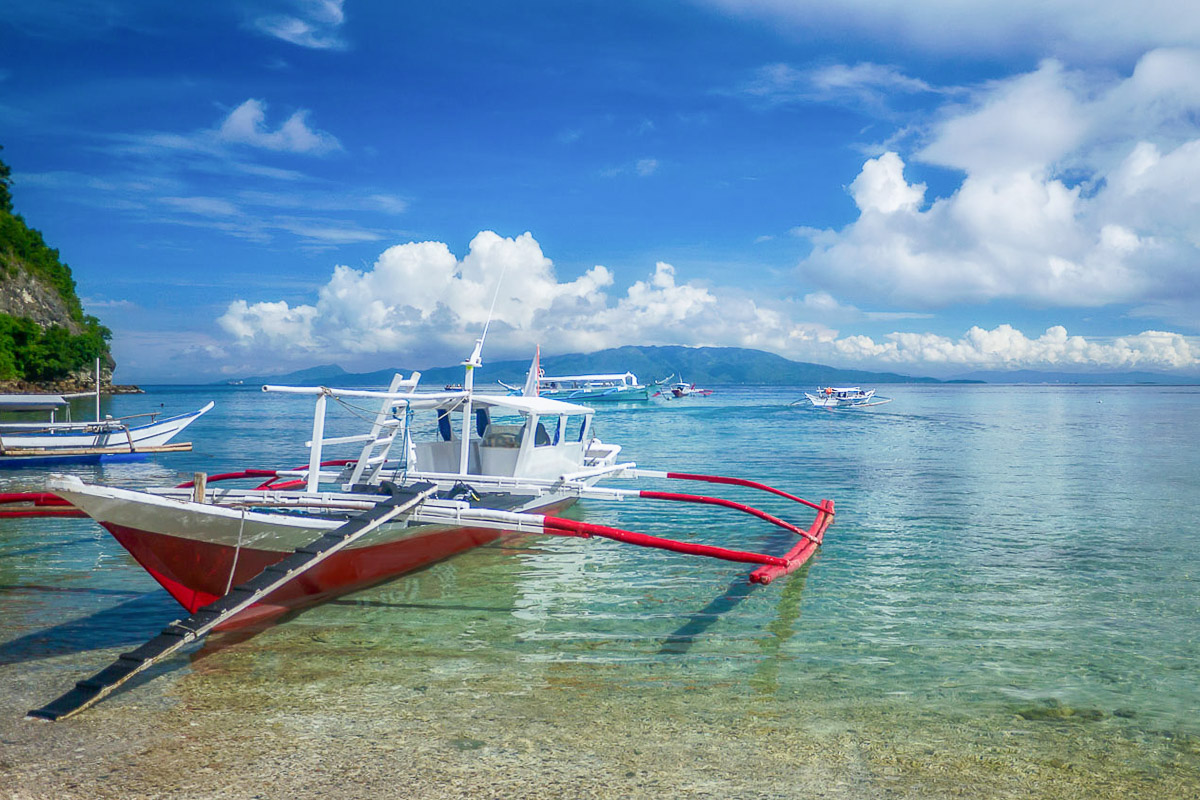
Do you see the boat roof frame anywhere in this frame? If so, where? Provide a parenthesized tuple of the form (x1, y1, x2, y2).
(0, 394, 70, 412)
(262, 384, 595, 417)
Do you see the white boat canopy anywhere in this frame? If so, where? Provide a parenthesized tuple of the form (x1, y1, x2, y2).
(0, 394, 69, 412)
(537, 372, 638, 384)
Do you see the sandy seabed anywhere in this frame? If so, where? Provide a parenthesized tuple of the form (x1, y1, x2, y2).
(2, 629, 1198, 800)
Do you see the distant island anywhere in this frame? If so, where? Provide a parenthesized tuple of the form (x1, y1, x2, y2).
(228, 345, 976, 388)
(226, 345, 1200, 388)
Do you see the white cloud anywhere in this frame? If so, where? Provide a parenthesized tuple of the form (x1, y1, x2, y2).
(743, 61, 939, 107)
(701, 0, 1200, 62)
(834, 325, 1199, 370)
(215, 231, 1200, 373)
(800, 290, 932, 322)
(160, 196, 239, 216)
(796, 51, 1200, 321)
(918, 60, 1089, 175)
(602, 158, 662, 178)
(217, 231, 841, 362)
(636, 158, 660, 176)
(219, 300, 320, 349)
(251, 0, 346, 50)
(218, 99, 341, 154)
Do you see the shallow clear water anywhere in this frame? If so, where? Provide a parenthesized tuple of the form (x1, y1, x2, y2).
(2, 383, 1199, 796)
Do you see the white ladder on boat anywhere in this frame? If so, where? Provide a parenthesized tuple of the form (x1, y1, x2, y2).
(344, 373, 416, 487)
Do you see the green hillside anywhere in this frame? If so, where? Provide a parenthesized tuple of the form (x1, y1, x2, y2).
(0, 146, 112, 383)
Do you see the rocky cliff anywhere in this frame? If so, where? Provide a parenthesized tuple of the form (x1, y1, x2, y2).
(0, 146, 132, 393)
(0, 259, 87, 336)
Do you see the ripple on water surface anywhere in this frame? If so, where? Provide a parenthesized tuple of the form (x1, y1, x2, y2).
(1, 384, 1198, 797)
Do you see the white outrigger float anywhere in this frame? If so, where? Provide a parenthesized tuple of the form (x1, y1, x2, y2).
(797, 386, 892, 409)
(6, 340, 833, 721)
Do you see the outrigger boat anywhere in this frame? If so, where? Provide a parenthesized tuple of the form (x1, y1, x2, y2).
(796, 386, 892, 409)
(668, 380, 713, 398)
(501, 370, 666, 402)
(0, 387, 212, 466)
(3, 341, 833, 721)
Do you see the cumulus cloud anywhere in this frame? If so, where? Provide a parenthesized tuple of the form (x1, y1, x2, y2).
(834, 325, 1199, 370)
(796, 51, 1200, 321)
(218, 231, 840, 363)
(251, 0, 346, 50)
(216, 231, 1200, 373)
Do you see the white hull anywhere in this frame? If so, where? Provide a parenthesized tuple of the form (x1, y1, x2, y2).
(0, 402, 212, 456)
(799, 388, 889, 408)
(49, 476, 575, 554)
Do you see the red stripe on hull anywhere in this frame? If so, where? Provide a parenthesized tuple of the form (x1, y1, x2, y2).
(102, 498, 576, 628)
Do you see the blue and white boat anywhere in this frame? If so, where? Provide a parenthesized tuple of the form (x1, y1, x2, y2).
(0, 393, 212, 466)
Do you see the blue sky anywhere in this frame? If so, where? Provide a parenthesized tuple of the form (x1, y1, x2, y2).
(3, 0, 1199, 382)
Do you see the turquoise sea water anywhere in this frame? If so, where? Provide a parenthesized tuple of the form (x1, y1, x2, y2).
(1, 383, 1198, 797)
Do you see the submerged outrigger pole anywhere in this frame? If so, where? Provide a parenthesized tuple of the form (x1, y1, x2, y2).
(409, 469, 834, 585)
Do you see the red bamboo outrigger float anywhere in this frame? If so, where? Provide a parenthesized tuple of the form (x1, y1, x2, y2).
(9, 343, 833, 721)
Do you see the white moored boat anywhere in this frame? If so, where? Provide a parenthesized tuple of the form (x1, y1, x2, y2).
(797, 386, 891, 409)
(0, 394, 213, 466)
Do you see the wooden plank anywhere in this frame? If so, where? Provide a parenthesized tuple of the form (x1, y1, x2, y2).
(0, 442, 193, 458)
(26, 483, 436, 722)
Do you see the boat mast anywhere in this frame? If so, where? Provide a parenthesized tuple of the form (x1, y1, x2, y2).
(94, 357, 101, 422)
(458, 336, 483, 476)
(458, 271, 506, 475)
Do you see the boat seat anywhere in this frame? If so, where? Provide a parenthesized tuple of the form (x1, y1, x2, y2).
(481, 424, 522, 448)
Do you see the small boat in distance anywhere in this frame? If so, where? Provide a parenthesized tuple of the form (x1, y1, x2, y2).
(797, 386, 892, 409)
(668, 379, 712, 398)
(502, 370, 666, 402)
(0, 393, 213, 467)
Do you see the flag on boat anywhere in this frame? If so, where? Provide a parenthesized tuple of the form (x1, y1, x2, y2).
(522, 345, 540, 396)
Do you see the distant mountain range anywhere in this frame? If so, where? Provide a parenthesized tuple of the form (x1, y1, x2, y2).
(229, 345, 959, 387)
(225, 345, 1199, 388)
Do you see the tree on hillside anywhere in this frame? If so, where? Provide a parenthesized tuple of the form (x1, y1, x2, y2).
(0, 146, 11, 214)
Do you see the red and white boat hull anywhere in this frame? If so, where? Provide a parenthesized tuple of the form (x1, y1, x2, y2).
(48, 477, 574, 627)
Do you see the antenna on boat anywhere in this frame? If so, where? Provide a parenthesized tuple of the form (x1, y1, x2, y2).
(457, 266, 508, 474)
